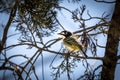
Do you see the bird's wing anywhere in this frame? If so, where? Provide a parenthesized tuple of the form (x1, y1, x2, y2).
(64, 37, 88, 57)
(64, 37, 79, 46)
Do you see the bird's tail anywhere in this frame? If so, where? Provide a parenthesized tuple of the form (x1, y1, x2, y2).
(79, 45, 88, 58)
(82, 51, 88, 58)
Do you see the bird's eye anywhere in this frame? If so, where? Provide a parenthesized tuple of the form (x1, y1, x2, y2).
(65, 31, 67, 35)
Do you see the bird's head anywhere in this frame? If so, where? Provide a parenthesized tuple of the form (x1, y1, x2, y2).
(58, 31, 72, 38)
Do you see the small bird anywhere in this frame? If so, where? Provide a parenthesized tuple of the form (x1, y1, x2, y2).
(58, 30, 88, 58)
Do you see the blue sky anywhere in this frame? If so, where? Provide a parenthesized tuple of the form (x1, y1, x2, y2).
(0, 0, 118, 80)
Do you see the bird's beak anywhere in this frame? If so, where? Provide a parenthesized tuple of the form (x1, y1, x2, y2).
(58, 32, 64, 35)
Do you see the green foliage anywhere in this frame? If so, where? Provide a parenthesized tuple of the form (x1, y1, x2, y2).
(17, 0, 59, 29)
(0, 0, 60, 37)
(0, 0, 81, 37)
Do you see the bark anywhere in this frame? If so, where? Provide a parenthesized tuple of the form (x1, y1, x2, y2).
(101, 0, 120, 80)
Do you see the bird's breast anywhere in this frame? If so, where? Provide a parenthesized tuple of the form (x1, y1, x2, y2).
(64, 43, 80, 53)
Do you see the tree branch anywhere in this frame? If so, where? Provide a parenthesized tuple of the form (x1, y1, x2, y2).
(94, 0, 116, 3)
(3, 42, 103, 60)
(0, 2, 17, 53)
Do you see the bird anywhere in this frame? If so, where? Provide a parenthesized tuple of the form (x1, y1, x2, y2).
(58, 30, 88, 58)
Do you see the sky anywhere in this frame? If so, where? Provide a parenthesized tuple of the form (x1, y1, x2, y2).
(0, 0, 118, 80)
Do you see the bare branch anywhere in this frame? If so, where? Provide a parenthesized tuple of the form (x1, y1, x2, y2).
(0, 2, 17, 53)
(94, 0, 116, 3)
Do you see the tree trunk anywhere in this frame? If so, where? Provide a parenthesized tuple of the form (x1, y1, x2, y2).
(101, 0, 120, 80)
